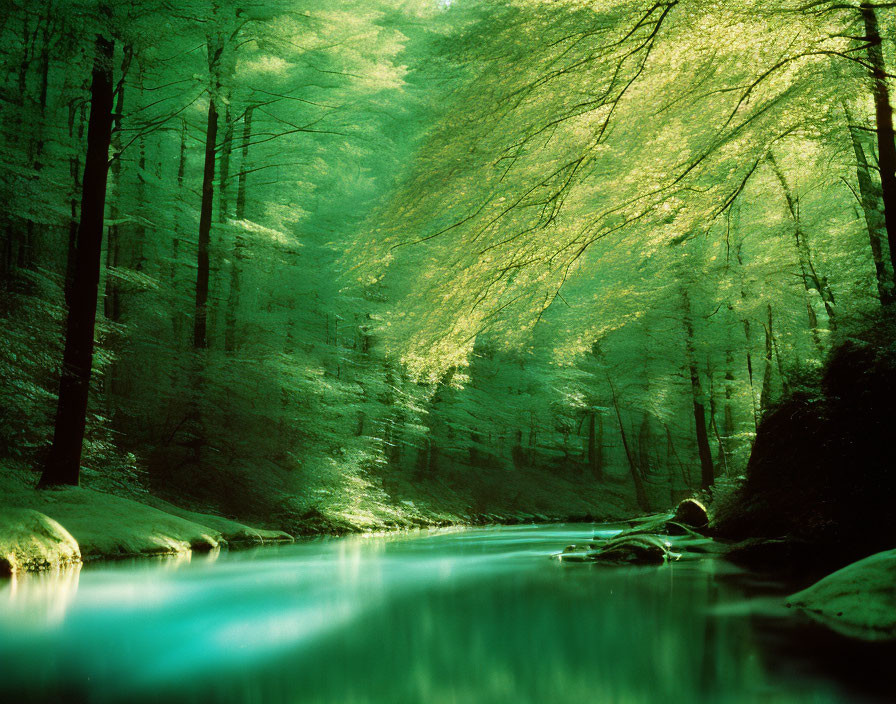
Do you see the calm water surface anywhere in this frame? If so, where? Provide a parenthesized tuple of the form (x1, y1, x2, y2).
(0, 523, 891, 703)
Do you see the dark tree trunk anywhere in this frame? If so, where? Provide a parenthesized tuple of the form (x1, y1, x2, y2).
(637, 411, 652, 477)
(681, 287, 714, 490)
(33, 12, 52, 171)
(862, 3, 896, 275)
(102, 223, 119, 407)
(225, 107, 252, 353)
(2, 223, 13, 276)
(193, 92, 218, 349)
(587, 410, 604, 481)
(16, 221, 34, 270)
(708, 373, 729, 477)
(218, 104, 233, 221)
(39, 32, 115, 488)
(723, 348, 735, 441)
(692, 397, 714, 490)
(103, 74, 125, 323)
(16, 12, 33, 104)
(760, 304, 774, 411)
(733, 243, 759, 430)
(14, 11, 41, 270)
(609, 385, 649, 511)
(235, 106, 252, 220)
(64, 98, 87, 305)
(102, 49, 134, 326)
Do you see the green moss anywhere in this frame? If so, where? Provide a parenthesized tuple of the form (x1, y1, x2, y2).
(0, 470, 294, 570)
(0, 509, 81, 575)
(786, 549, 896, 641)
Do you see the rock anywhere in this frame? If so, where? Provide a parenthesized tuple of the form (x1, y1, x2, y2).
(0, 508, 81, 575)
(594, 535, 675, 564)
(561, 543, 598, 553)
(557, 534, 679, 565)
(786, 549, 896, 641)
(555, 543, 599, 562)
(189, 536, 221, 553)
(673, 499, 708, 529)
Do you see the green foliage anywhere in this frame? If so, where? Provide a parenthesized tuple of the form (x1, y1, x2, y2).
(1, 0, 894, 524)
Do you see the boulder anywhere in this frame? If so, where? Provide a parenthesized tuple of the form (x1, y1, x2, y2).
(786, 549, 896, 641)
(0, 508, 81, 575)
(673, 498, 709, 529)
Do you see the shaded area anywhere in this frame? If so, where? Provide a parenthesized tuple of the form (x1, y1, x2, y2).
(714, 316, 896, 566)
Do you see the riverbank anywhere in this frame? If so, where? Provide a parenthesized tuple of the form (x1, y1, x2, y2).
(0, 464, 634, 575)
(0, 467, 294, 576)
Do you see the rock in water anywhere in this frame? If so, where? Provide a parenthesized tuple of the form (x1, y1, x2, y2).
(593, 534, 675, 564)
(786, 549, 896, 641)
(0, 509, 81, 575)
(673, 499, 709, 529)
(556, 534, 679, 565)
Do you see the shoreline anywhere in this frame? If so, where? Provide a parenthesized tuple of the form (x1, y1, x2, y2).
(0, 479, 624, 576)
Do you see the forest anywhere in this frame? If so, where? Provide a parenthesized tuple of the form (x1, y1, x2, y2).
(0, 1, 894, 702)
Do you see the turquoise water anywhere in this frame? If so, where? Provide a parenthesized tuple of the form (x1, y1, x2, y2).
(0, 524, 890, 703)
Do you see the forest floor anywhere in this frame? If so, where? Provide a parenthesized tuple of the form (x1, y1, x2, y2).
(290, 463, 640, 536)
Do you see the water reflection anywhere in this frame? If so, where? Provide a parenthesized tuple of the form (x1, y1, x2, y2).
(2, 565, 81, 628)
(0, 525, 890, 703)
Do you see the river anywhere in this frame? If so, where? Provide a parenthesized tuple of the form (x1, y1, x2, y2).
(0, 523, 891, 703)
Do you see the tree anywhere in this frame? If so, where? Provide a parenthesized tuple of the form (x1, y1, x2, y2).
(39, 25, 115, 487)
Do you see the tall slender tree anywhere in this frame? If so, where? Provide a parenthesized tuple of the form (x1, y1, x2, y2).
(39, 25, 115, 488)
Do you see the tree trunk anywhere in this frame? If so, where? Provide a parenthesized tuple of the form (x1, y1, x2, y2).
(692, 397, 714, 490)
(587, 410, 604, 481)
(225, 107, 252, 353)
(681, 287, 714, 490)
(637, 411, 652, 477)
(708, 373, 729, 477)
(723, 348, 735, 443)
(39, 32, 115, 488)
(768, 153, 835, 342)
(102, 48, 135, 326)
(609, 383, 649, 511)
(759, 303, 774, 412)
(844, 101, 894, 304)
(769, 303, 791, 397)
(235, 106, 252, 220)
(64, 98, 87, 306)
(193, 92, 218, 349)
(16, 12, 33, 105)
(103, 76, 125, 323)
(32, 12, 52, 171)
(862, 3, 896, 275)
(734, 242, 759, 430)
(218, 104, 233, 221)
